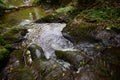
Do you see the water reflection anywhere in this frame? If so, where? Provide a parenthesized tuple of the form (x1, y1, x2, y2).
(1, 7, 45, 26)
(6, 0, 31, 7)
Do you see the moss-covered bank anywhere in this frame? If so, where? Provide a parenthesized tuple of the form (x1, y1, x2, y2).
(0, 24, 27, 72)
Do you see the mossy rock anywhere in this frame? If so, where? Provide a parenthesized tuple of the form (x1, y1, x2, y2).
(1, 27, 27, 45)
(62, 14, 98, 43)
(101, 47, 120, 66)
(32, 59, 72, 80)
(55, 50, 91, 68)
(62, 9, 120, 44)
(27, 44, 45, 60)
(9, 67, 35, 80)
(34, 13, 70, 23)
(10, 50, 25, 66)
(35, 5, 78, 23)
(2, 27, 24, 40)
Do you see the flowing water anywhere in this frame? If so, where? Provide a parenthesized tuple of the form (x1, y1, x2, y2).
(24, 23, 75, 59)
(0, 1, 120, 79)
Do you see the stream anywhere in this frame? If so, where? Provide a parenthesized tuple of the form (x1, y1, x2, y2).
(0, 1, 120, 80)
(25, 23, 75, 59)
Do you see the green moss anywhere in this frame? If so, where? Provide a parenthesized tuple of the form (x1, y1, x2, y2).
(81, 7, 120, 22)
(4, 44, 12, 50)
(55, 50, 74, 62)
(79, 60, 86, 65)
(63, 6, 120, 43)
(9, 27, 24, 34)
(55, 6, 76, 15)
(0, 47, 9, 60)
(11, 67, 35, 80)
(2, 27, 24, 40)
(32, 0, 41, 5)
(65, 22, 97, 43)
(0, 44, 12, 60)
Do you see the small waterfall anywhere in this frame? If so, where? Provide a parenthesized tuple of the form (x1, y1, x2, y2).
(25, 23, 75, 59)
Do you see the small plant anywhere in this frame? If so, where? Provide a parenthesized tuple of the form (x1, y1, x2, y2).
(0, 48, 9, 60)
(81, 7, 120, 21)
(55, 6, 76, 15)
(32, 0, 41, 5)
(4, 44, 12, 50)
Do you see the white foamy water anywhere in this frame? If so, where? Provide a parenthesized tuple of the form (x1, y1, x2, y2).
(25, 23, 74, 59)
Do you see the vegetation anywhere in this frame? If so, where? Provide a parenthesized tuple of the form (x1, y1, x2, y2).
(0, 25, 25, 71)
(32, 0, 60, 5)
(55, 6, 76, 15)
(0, 0, 6, 16)
(0, 36, 11, 71)
(0, 47, 9, 60)
(81, 7, 120, 21)
(11, 67, 35, 80)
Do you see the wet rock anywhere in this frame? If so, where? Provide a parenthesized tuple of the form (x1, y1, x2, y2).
(92, 27, 120, 46)
(77, 47, 120, 80)
(75, 70, 99, 80)
(102, 47, 120, 66)
(27, 44, 45, 60)
(19, 20, 32, 27)
(62, 12, 120, 46)
(32, 59, 73, 80)
(0, 50, 25, 79)
(69, 47, 120, 80)
(55, 50, 91, 69)
(34, 14, 70, 23)
(8, 67, 35, 80)
(85, 47, 120, 80)
(20, 28, 28, 36)
(9, 50, 25, 67)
